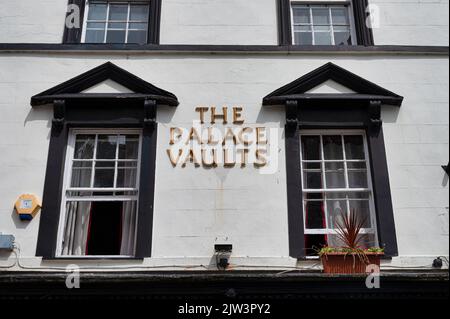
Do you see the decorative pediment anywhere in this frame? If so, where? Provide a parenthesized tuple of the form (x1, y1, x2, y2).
(263, 62, 403, 107)
(31, 62, 179, 107)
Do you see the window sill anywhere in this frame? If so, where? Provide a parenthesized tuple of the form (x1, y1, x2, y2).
(43, 257, 144, 261)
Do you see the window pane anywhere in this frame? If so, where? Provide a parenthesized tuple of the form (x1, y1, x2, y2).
(294, 32, 313, 45)
(323, 136, 343, 160)
(130, 5, 149, 21)
(349, 200, 372, 228)
(118, 135, 139, 159)
(344, 135, 365, 159)
(358, 233, 377, 249)
(331, 8, 349, 25)
(127, 30, 147, 44)
(88, 4, 107, 20)
(117, 168, 137, 188)
(301, 136, 321, 160)
(97, 135, 117, 159)
(71, 162, 92, 188)
(94, 161, 115, 187)
(74, 135, 95, 159)
(106, 30, 126, 43)
(305, 234, 327, 256)
(129, 22, 148, 30)
(108, 22, 127, 29)
(314, 31, 332, 45)
(348, 162, 368, 189)
(334, 32, 352, 45)
(109, 4, 128, 21)
(312, 8, 330, 25)
(327, 199, 347, 229)
(87, 22, 106, 29)
(305, 193, 325, 229)
(293, 7, 311, 24)
(325, 162, 346, 188)
(304, 171, 322, 189)
(85, 29, 105, 43)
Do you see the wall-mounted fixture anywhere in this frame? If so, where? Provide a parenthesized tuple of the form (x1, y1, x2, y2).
(214, 244, 232, 270)
(433, 257, 444, 269)
(14, 194, 41, 221)
(0, 234, 15, 251)
(442, 163, 449, 176)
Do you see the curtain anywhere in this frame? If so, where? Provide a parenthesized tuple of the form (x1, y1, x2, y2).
(119, 164, 137, 256)
(120, 201, 137, 256)
(62, 201, 91, 256)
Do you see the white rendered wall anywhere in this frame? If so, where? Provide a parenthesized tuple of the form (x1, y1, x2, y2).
(0, 54, 448, 271)
(371, 0, 450, 46)
(159, 0, 279, 45)
(0, 0, 67, 43)
(0, 0, 448, 46)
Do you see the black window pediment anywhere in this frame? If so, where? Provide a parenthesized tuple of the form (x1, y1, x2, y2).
(263, 62, 403, 107)
(30, 62, 178, 107)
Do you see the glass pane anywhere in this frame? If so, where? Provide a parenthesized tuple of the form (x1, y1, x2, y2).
(87, 22, 106, 29)
(301, 136, 321, 160)
(334, 32, 352, 45)
(71, 161, 92, 188)
(327, 199, 347, 229)
(314, 31, 332, 45)
(94, 161, 115, 187)
(304, 193, 325, 229)
(327, 234, 345, 248)
(106, 30, 126, 43)
(305, 235, 327, 256)
(323, 136, 343, 160)
(312, 8, 330, 25)
(130, 5, 149, 21)
(97, 135, 117, 159)
(331, 7, 349, 25)
(325, 162, 346, 188)
(348, 191, 370, 200)
(349, 200, 372, 228)
(128, 22, 148, 30)
(109, 4, 128, 21)
(127, 30, 148, 44)
(117, 168, 137, 188)
(74, 135, 95, 159)
(293, 7, 311, 24)
(118, 135, 139, 159)
(294, 32, 313, 45)
(347, 162, 368, 188)
(304, 171, 322, 189)
(88, 3, 107, 20)
(358, 233, 377, 249)
(108, 22, 127, 29)
(85, 29, 105, 43)
(344, 135, 365, 159)
(304, 162, 321, 170)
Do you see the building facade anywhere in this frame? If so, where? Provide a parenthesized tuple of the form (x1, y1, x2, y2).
(0, 0, 449, 298)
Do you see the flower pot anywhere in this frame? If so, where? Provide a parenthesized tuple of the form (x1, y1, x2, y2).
(320, 252, 383, 274)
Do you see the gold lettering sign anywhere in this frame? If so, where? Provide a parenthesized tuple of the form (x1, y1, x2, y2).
(167, 106, 270, 168)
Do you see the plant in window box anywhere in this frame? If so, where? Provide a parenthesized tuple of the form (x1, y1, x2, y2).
(319, 210, 384, 274)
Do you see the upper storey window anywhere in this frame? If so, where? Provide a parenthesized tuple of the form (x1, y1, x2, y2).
(83, 1, 150, 44)
(63, 0, 162, 44)
(292, 4, 354, 45)
(278, 0, 374, 46)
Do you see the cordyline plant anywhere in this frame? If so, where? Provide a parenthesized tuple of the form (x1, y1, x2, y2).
(319, 209, 384, 264)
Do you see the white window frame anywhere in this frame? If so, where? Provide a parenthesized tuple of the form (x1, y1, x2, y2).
(56, 128, 142, 258)
(81, 0, 150, 44)
(299, 129, 379, 255)
(290, 0, 357, 46)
